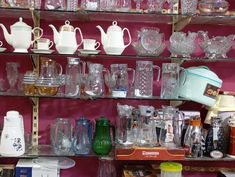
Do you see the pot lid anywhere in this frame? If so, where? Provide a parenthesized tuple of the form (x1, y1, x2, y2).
(185, 66, 222, 84)
(107, 21, 122, 33)
(60, 20, 74, 32)
(11, 17, 31, 29)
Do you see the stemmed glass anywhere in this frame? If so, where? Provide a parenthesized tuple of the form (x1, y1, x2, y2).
(6, 62, 20, 93)
(133, 0, 143, 11)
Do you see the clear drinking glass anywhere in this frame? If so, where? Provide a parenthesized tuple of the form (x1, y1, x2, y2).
(147, 0, 163, 12)
(116, 0, 131, 12)
(99, 0, 117, 11)
(97, 157, 116, 177)
(67, 0, 78, 11)
(6, 62, 20, 93)
(50, 118, 73, 155)
(80, 0, 99, 10)
(181, 0, 198, 14)
(44, 0, 66, 10)
(160, 63, 180, 99)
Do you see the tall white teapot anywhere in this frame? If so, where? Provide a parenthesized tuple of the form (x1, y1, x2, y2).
(0, 17, 43, 53)
(96, 21, 131, 55)
(49, 20, 83, 54)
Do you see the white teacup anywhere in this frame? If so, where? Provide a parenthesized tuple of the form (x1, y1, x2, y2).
(83, 39, 100, 50)
(0, 41, 3, 47)
(35, 38, 53, 50)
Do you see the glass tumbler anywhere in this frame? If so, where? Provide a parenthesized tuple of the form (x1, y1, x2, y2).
(181, 0, 198, 14)
(50, 118, 73, 155)
(160, 63, 180, 99)
(97, 157, 116, 177)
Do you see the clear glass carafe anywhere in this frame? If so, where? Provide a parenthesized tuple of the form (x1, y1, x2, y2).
(6, 62, 20, 93)
(160, 63, 180, 99)
(72, 117, 92, 155)
(107, 64, 135, 98)
(134, 61, 160, 97)
(116, 103, 134, 147)
(85, 63, 109, 96)
(65, 57, 85, 97)
(159, 106, 184, 148)
(183, 116, 203, 158)
(136, 105, 157, 147)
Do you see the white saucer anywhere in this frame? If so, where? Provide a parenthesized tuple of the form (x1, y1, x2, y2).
(31, 49, 54, 54)
(0, 47, 6, 52)
(78, 49, 101, 55)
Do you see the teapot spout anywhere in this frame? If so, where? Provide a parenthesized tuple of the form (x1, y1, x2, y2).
(49, 24, 59, 45)
(96, 25, 107, 46)
(0, 24, 12, 45)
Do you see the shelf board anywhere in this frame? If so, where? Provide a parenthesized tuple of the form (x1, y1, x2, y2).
(0, 7, 235, 25)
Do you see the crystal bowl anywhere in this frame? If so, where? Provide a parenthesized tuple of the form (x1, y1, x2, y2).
(198, 0, 229, 14)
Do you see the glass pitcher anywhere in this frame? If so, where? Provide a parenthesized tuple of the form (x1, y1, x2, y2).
(137, 105, 157, 147)
(50, 118, 73, 155)
(85, 63, 109, 96)
(116, 103, 134, 146)
(134, 61, 160, 97)
(65, 57, 86, 97)
(92, 117, 114, 155)
(72, 117, 93, 155)
(107, 64, 135, 98)
(159, 106, 184, 148)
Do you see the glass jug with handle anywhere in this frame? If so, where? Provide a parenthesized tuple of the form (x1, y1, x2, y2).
(92, 117, 114, 155)
(134, 61, 160, 97)
(85, 63, 109, 96)
(106, 64, 135, 98)
(72, 117, 93, 155)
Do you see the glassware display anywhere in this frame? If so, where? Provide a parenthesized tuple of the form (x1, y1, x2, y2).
(169, 32, 198, 58)
(132, 27, 165, 56)
(159, 106, 184, 148)
(65, 57, 85, 97)
(85, 63, 109, 96)
(205, 117, 226, 158)
(198, 0, 229, 14)
(183, 116, 203, 158)
(137, 105, 157, 147)
(181, 0, 198, 14)
(116, 103, 134, 146)
(97, 157, 116, 177)
(72, 117, 93, 155)
(6, 62, 20, 93)
(160, 63, 180, 99)
(198, 31, 235, 59)
(92, 117, 113, 155)
(50, 118, 73, 155)
(134, 61, 160, 97)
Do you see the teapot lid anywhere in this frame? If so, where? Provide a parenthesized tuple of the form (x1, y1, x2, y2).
(60, 20, 74, 32)
(11, 17, 31, 30)
(107, 21, 122, 32)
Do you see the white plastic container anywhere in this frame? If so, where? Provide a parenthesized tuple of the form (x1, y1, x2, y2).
(178, 66, 222, 107)
(160, 162, 182, 177)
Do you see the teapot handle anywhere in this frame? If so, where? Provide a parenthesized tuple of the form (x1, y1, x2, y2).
(122, 28, 132, 48)
(31, 27, 43, 44)
(75, 27, 84, 48)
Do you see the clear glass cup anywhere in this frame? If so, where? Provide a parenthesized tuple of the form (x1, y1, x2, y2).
(80, 0, 99, 10)
(160, 63, 180, 99)
(116, 0, 131, 12)
(97, 157, 116, 177)
(99, 0, 117, 11)
(44, 0, 66, 10)
(147, 0, 164, 12)
(6, 62, 20, 93)
(67, 0, 78, 11)
(181, 0, 198, 14)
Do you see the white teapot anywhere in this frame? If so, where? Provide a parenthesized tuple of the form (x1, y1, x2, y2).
(0, 17, 43, 53)
(49, 20, 83, 54)
(96, 21, 131, 55)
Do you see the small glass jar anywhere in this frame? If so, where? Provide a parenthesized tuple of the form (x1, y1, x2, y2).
(160, 162, 182, 177)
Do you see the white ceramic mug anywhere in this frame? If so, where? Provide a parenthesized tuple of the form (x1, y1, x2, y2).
(0, 41, 3, 47)
(35, 38, 53, 50)
(83, 39, 100, 50)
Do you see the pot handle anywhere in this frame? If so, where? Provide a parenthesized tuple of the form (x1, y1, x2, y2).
(122, 28, 132, 48)
(75, 27, 84, 48)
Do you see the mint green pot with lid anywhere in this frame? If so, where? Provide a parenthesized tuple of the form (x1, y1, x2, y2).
(178, 66, 222, 107)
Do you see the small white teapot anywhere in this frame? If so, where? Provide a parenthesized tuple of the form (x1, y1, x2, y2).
(49, 20, 83, 54)
(96, 21, 131, 55)
(0, 17, 43, 53)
